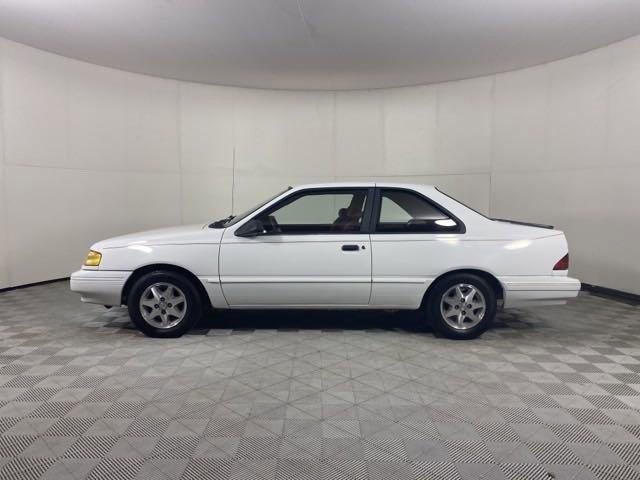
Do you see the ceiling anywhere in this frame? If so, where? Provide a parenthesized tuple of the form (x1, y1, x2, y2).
(1, 0, 640, 90)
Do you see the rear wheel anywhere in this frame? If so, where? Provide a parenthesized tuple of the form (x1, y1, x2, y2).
(426, 273, 496, 339)
(127, 271, 202, 337)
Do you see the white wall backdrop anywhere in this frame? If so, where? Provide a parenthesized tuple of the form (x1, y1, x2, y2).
(0, 37, 639, 293)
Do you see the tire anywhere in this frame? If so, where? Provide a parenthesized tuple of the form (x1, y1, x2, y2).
(127, 271, 203, 338)
(426, 273, 496, 339)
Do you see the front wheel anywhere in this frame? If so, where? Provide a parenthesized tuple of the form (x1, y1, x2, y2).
(426, 273, 496, 339)
(127, 271, 203, 337)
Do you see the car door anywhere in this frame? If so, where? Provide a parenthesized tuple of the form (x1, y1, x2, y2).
(219, 187, 374, 307)
(369, 187, 465, 308)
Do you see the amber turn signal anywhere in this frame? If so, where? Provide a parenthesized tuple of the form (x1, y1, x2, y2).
(84, 250, 102, 267)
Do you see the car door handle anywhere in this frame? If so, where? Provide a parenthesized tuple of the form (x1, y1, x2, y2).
(341, 244, 360, 251)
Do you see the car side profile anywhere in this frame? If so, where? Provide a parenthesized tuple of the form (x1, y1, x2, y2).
(70, 183, 580, 339)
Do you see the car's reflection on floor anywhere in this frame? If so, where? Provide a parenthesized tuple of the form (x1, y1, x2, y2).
(204, 308, 430, 333)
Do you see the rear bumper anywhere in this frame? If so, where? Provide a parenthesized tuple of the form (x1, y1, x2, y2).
(500, 275, 581, 308)
(70, 269, 131, 306)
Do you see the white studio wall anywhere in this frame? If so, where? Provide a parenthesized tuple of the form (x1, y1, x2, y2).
(0, 36, 639, 293)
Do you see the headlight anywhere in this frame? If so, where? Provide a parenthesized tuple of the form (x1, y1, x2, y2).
(84, 250, 102, 266)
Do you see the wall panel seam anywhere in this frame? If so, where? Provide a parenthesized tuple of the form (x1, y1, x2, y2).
(177, 81, 184, 224)
(0, 39, 9, 286)
(488, 75, 496, 217)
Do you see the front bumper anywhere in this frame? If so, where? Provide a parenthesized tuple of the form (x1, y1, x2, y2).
(500, 275, 581, 308)
(70, 269, 131, 306)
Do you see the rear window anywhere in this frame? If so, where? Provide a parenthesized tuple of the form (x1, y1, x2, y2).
(377, 189, 460, 233)
(435, 187, 490, 219)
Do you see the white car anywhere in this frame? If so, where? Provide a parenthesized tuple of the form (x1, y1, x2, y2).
(71, 183, 580, 339)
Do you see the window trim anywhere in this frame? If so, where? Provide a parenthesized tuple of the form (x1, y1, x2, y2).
(372, 187, 466, 234)
(236, 187, 376, 236)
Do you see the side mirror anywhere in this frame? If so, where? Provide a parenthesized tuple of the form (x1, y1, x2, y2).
(235, 218, 266, 237)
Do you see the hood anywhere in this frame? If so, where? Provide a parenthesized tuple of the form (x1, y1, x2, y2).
(93, 224, 223, 249)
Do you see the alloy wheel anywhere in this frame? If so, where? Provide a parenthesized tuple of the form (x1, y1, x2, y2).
(139, 282, 187, 329)
(439, 283, 486, 330)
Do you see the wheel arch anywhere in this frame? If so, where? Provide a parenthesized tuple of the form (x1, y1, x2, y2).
(121, 263, 212, 310)
(420, 268, 504, 308)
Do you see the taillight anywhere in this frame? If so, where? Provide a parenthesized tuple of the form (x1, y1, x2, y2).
(553, 253, 569, 270)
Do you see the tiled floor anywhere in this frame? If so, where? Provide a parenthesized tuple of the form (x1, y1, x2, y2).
(0, 281, 638, 479)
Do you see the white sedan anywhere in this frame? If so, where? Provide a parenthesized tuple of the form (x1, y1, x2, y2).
(70, 183, 580, 339)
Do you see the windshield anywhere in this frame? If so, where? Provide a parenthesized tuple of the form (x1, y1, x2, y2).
(210, 187, 291, 228)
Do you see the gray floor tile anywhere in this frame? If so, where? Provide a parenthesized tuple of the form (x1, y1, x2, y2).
(0, 284, 639, 478)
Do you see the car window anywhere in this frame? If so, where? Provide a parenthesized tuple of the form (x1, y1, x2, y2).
(377, 189, 458, 233)
(259, 189, 368, 234)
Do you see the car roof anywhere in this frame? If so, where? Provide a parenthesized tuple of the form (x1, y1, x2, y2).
(291, 181, 437, 191)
